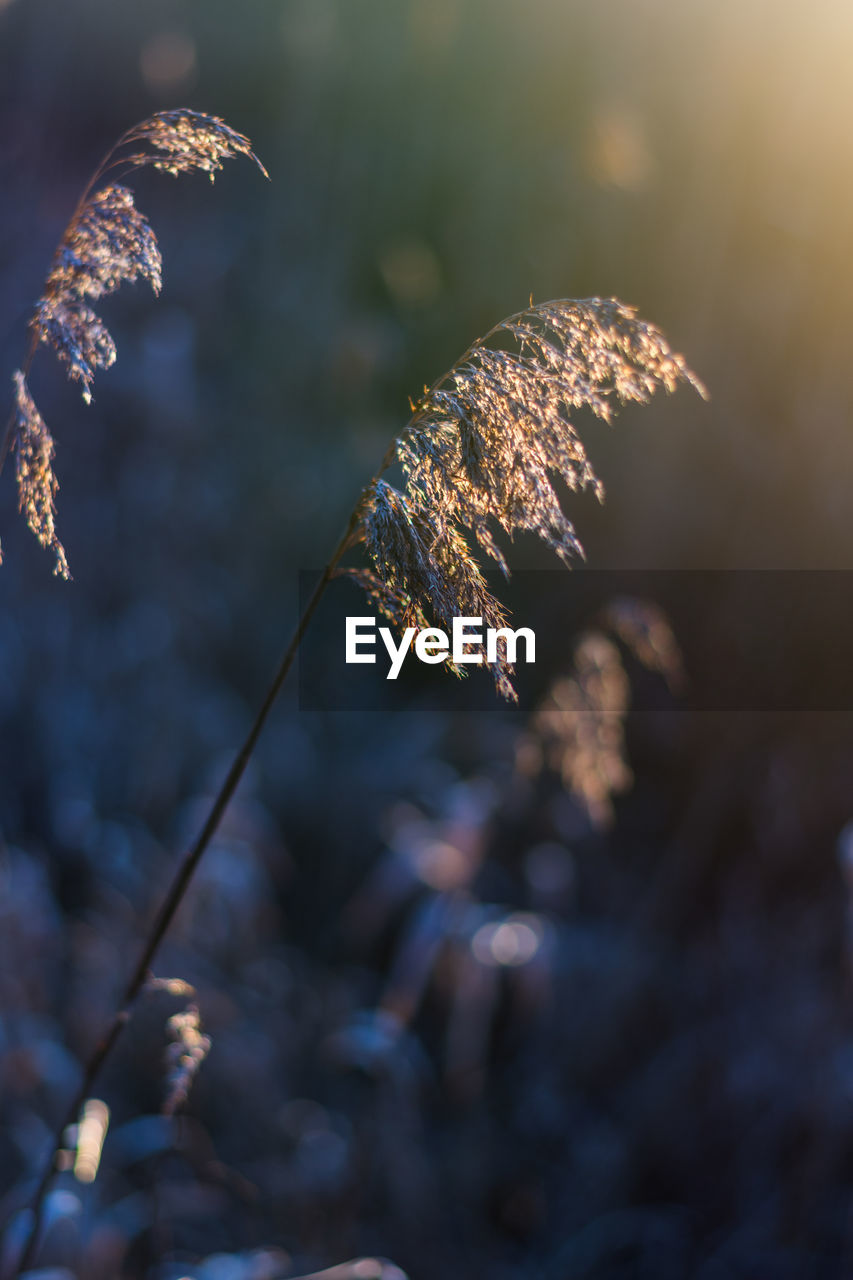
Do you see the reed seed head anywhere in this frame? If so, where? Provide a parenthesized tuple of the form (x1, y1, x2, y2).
(12, 371, 69, 580)
(163, 1002, 211, 1116)
(350, 297, 705, 699)
(531, 632, 633, 828)
(3, 109, 266, 576)
(120, 108, 268, 180)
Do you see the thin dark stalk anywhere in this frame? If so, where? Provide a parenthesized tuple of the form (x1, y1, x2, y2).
(13, 323, 501, 1272)
(9, 295, 701, 1274)
(12, 512, 361, 1276)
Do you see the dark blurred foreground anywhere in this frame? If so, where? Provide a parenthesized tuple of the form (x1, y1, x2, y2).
(4, 645, 853, 1280)
(3, 1, 853, 1277)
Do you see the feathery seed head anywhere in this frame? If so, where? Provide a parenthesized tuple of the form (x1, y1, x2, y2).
(121, 108, 269, 180)
(32, 184, 162, 403)
(350, 478, 517, 698)
(352, 297, 704, 700)
(34, 303, 117, 404)
(43, 185, 163, 303)
(12, 371, 69, 579)
(531, 632, 633, 828)
(600, 596, 685, 691)
(163, 1003, 211, 1116)
(522, 596, 684, 823)
(3, 109, 265, 576)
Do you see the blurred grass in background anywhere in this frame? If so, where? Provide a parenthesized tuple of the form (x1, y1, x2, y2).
(3, 2, 853, 1277)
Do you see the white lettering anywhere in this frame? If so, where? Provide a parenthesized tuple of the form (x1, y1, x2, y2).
(346, 616, 376, 663)
(486, 626, 536, 664)
(452, 616, 483, 664)
(415, 628, 449, 664)
(379, 626, 417, 680)
(345, 616, 536, 679)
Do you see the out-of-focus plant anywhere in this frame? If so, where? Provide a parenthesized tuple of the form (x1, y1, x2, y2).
(333, 600, 683, 1097)
(3, 108, 704, 1277)
(0, 109, 267, 578)
(2, 107, 267, 1275)
(520, 598, 685, 828)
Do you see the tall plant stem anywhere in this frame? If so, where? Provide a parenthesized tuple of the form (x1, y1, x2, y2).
(12, 511, 362, 1276)
(9, 304, 562, 1275)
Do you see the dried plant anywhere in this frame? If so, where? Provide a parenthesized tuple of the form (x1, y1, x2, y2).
(163, 1003, 212, 1117)
(1, 109, 266, 577)
(333, 604, 684, 1100)
(529, 632, 634, 828)
(519, 598, 684, 827)
(10, 371, 69, 580)
(333, 777, 555, 1102)
(145, 975, 212, 1115)
(601, 596, 685, 691)
(11, 291, 701, 1274)
(347, 298, 705, 698)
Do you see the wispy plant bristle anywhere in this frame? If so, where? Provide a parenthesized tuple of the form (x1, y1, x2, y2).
(119, 108, 268, 180)
(348, 479, 517, 698)
(600, 596, 685, 691)
(32, 183, 162, 403)
(163, 1002, 211, 1117)
(2, 108, 266, 576)
(349, 297, 705, 699)
(520, 597, 684, 826)
(12, 371, 69, 579)
(530, 632, 633, 829)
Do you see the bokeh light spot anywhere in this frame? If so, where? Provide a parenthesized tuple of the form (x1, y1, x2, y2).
(471, 914, 543, 967)
(140, 31, 197, 93)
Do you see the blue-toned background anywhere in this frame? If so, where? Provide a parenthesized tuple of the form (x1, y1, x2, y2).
(3, 2, 853, 1277)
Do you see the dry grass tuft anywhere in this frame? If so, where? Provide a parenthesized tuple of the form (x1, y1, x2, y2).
(347, 298, 705, 698)
(11, 370, 70, 580)
(519, 597, 684, 826)
(2, 109, 266, 577)
(163, 1002, 211, 1117)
